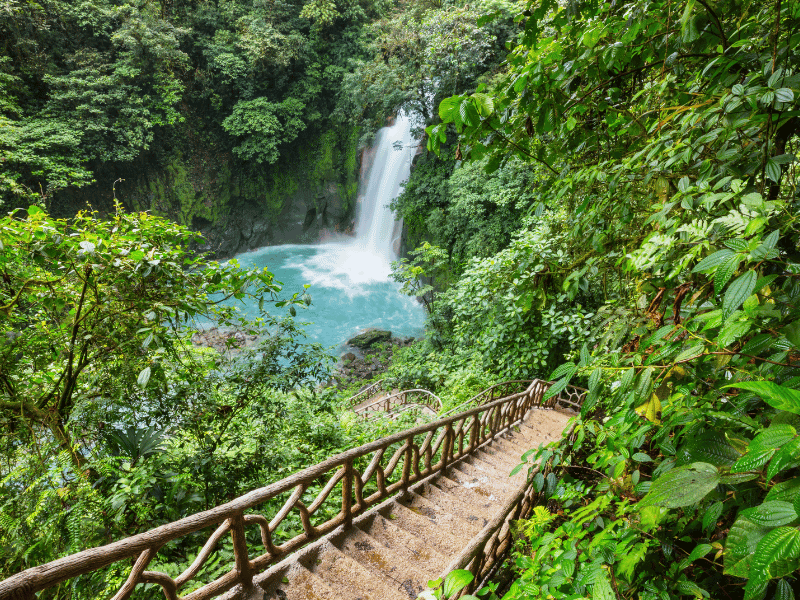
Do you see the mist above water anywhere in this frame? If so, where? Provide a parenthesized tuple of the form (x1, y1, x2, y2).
(229, 110, 425, 350)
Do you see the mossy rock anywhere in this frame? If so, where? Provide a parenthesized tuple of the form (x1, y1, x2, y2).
(347, 329, 392, 349)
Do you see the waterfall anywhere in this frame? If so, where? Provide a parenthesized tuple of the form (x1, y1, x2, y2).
(297, 110, 419, 286)
(352, 111, 418, 264)
(227, 109, 426, 349)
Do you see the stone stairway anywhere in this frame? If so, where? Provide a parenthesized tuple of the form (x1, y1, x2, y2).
(249, 408, 571, 600)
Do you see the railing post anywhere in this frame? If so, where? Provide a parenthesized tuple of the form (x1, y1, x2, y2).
(231, 513, 263, 599)
(401, 440, 412, 490)
(342, 459, 353, 528)
(469, 414, 478, 450)
(440, 425, 454, 474)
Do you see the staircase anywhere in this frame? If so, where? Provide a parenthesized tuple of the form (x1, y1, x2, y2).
(245, 408, 570, 600)
(0, 379, 584, 600)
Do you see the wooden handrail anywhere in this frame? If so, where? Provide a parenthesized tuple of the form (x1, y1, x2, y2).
(354, 388, 442, 419)
(0, 378, 578, 600)
(343, 379, 386, 408)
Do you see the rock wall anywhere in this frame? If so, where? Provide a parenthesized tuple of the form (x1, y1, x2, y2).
(49, 123, 362, 260)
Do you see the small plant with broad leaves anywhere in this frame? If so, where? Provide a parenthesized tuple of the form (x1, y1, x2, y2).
(418, 569, 480, 600)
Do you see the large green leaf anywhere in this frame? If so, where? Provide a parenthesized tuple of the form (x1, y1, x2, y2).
(679, 433, 740, 466)
(750, 425, 797, 453)
(740, 501, 799, 528)
(722, 270, 757, 322)
(745, 528, 800, 600)
(592, 570, 616, 600)
(638, 462, 719, 509)
(442, 569, 474, 598)
(724, 382, 800, 414)
(693, 249, 735, 273)
(724, 516, 772, 577)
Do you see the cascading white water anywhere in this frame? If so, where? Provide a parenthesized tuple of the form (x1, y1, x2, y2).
(353, 111, 418, 263)
(227, 110, 425, 349)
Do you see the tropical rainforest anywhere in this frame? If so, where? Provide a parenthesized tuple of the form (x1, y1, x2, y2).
(2, 0, 800, 599)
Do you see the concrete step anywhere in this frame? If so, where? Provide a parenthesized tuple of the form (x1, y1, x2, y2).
(261, 563, 340, 600)
(473, 447, 520, 475)
(431, 475, 497, 521)
(358, 513, 449, 575)
(444, 463, 510, 504)
(299, 542, 403, 600)
(378, 502, 466, 557)
(455, 456, 520, 493)
(396, 490, 483, 539)
(332, 527, 429, 600)
(413, 480, 492, 528)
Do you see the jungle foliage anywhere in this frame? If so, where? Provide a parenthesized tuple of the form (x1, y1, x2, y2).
(0, 0, 388, 208)
(400, 0, 800, 597)
(0, 205, 425, 597)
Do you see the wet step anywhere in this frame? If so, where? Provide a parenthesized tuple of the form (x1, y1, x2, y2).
(397, 490, 483, 538)
(332, 527, 429, 600)
(413, 480, 492, 527)
(465, 451, 521, 482)
(474, 446, 519, 473)
(432, 475, 497, 520)
(262, 563, 339, 600)
(359, 513, 449, 575)
(378, 502, 466, 557)
(444, 464, 506, 505)
(449, 459, 519, 496)
(300, 542, 402, 600)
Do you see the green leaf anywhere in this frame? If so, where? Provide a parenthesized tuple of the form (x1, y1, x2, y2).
(775, 88, 794, 103)
(715, 255, 742, 296)
(680, 433, 740, 466)
(725, 516, 772, 577)
(731, 449, 776, 473)
(638, 462, 719, 509)
(724, 381, 800, 414)
(746, 528, 800, 600)
(766, 479, 800, 503)
(702, 501, 723, 532)
(723, 270, 757, 322)
(472, 93, 494, 117)
(137, 366, 151, 389)
(592, 570, 615, 600)
(740, 501, 799, 527)
(549, 362, 577, 380)
(674, 342, 705, 363)
(766, 159, 782, 183)
(678, 543, 712, 570)
(442, 569, 474, 598)
(750, 425, 797, 453)
(768, 438, 800, 481)
(775, 579, 795, 600)
(588, 367, 602, 392)
(693, 249, 734, 273)
(741, 334, 776, 355)
(543, 377, 569, 402)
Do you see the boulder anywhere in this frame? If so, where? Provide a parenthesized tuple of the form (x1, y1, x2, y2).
(347, 329, 392, 349)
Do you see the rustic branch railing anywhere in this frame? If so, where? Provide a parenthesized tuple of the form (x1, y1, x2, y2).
(439, 380, 535, 418)
(354, 388, 442, 420)
(343, 379, 386, 409)
(438, 422, 579, 599)
(0, 379, 573, 600)
(441, 379, 586, 418)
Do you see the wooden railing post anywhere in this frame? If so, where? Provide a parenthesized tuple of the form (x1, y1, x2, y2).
(439, 425, 453, 474)
(231, 514, 262, 599)
(401, 440, 412, 491)
(342, 458, 353, 528)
